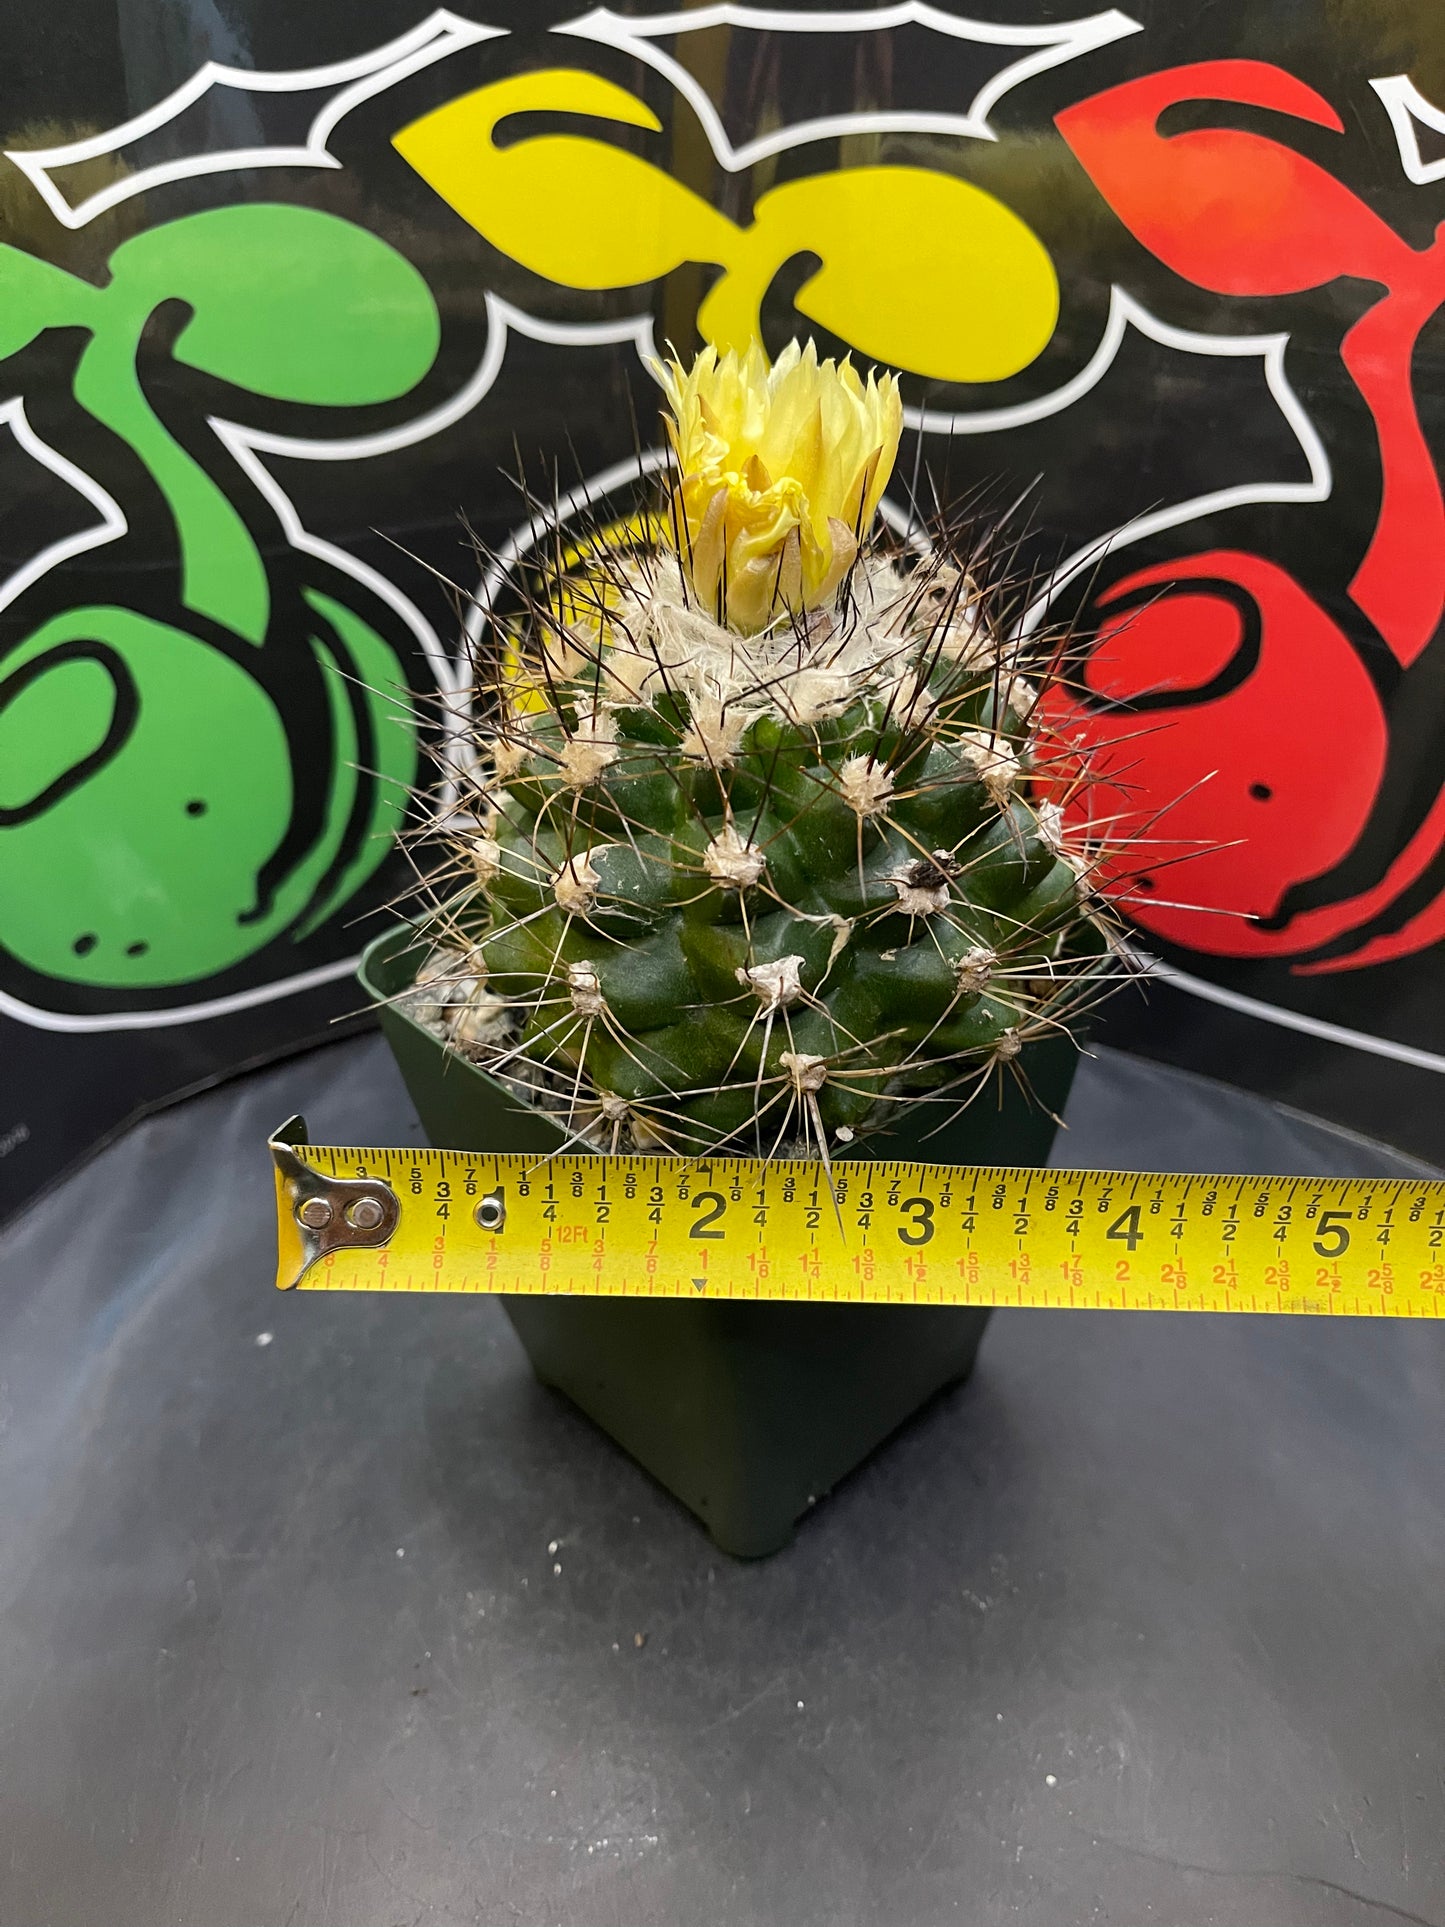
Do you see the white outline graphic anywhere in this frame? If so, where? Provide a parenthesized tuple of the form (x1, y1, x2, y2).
(1138, 952, 1445, 1077)
(5, 11, 504, 230)
(1014, 291, 1331, 634)
(0, 398, 127, 619)
(558, 4, 1141, 165)
(1370, 74, 1445, 187)
(0, 955, 361, 1035)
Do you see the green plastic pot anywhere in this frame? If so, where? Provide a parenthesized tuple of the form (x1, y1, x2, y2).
(360, 922, 1081, 1556)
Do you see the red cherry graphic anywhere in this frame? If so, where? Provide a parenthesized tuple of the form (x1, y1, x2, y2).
(1048, 61, 1445, 974)
(1056, 62, 1394, 297)
(1038, 551, 1387, 957)
(1058, 62, 1445, 667)
(1338, 275, 1445, 665)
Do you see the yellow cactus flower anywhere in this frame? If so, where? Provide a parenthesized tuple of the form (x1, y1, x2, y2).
(658, 340, 903, 635)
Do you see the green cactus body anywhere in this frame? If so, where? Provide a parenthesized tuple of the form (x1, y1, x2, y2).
(422, 547, 1102, 1158)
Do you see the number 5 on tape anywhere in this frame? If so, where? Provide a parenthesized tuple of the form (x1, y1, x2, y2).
(268, 1117, 1445, 1317)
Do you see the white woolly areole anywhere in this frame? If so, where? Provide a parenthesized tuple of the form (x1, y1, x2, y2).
(837, 754, 896, 818)
(471, 836, 503, 886)
(587, 633, 652, 705)
(938, 607, 995, 669)
(959, 730, 1019, 803)
(680, 694, 754, 766)
(599, 1092, 631, 1121)
(1006, 675, 1039, 720)
(414, 943, 485, 997)
(875, 558, 995, 666)
(557, 710, 619, 789)
(780, 1049, 828, 1094)
(954, 945, 997, 995)
(892, 880, 950, 917)
(704, 823, 766, 890)
(890, 855, 954, 918)
(567, 960, 606, 1016)
(450, 990, 514, 1052)
(992, 1028, 1023, 1063)
(737, 954, 806, 1009)
(491, 725, 531, 780)
(890, 669, 936, 726)
(552, 851, 602, 914)
(775, 668, 854, 724)
(1035, 797, 1083, 874)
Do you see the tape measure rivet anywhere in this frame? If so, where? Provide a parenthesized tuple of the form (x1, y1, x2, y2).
(297, 1197, 333, 1230)
(345, 1197, 386, 1232)
(475, 1191, 506, 1232)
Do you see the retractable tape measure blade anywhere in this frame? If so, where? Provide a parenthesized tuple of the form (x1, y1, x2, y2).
(268, 1117, 1445, 1318)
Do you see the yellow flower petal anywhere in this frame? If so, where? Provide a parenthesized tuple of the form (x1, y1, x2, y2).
(658, 339, 902, 634)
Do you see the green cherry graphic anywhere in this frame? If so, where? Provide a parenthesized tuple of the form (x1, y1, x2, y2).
(1, 608, 293, 982)
(0, 203, 438, 992)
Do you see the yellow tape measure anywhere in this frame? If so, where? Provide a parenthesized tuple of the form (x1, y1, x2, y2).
(269, 1117, 1445, 1318)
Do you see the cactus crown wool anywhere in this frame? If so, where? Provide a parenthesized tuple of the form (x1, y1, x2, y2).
(407, 342, 1122, 1162)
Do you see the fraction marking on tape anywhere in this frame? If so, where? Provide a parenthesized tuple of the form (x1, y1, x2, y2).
(268, 1117, 1445, 1317)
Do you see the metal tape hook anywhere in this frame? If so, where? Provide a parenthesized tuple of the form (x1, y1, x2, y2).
(268, 1116, 400, 1289)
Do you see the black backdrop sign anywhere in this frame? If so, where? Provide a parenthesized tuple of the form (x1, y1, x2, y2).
(5, 0, 1445, 1218)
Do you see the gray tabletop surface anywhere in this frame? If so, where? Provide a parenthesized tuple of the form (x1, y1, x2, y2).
(1, 1035, 1442, 1927)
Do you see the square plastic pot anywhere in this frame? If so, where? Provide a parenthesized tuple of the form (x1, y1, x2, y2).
(360, 922, 1080, 1556)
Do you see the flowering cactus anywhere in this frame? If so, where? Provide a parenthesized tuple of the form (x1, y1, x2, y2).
(413, 342, 1119, 1159)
